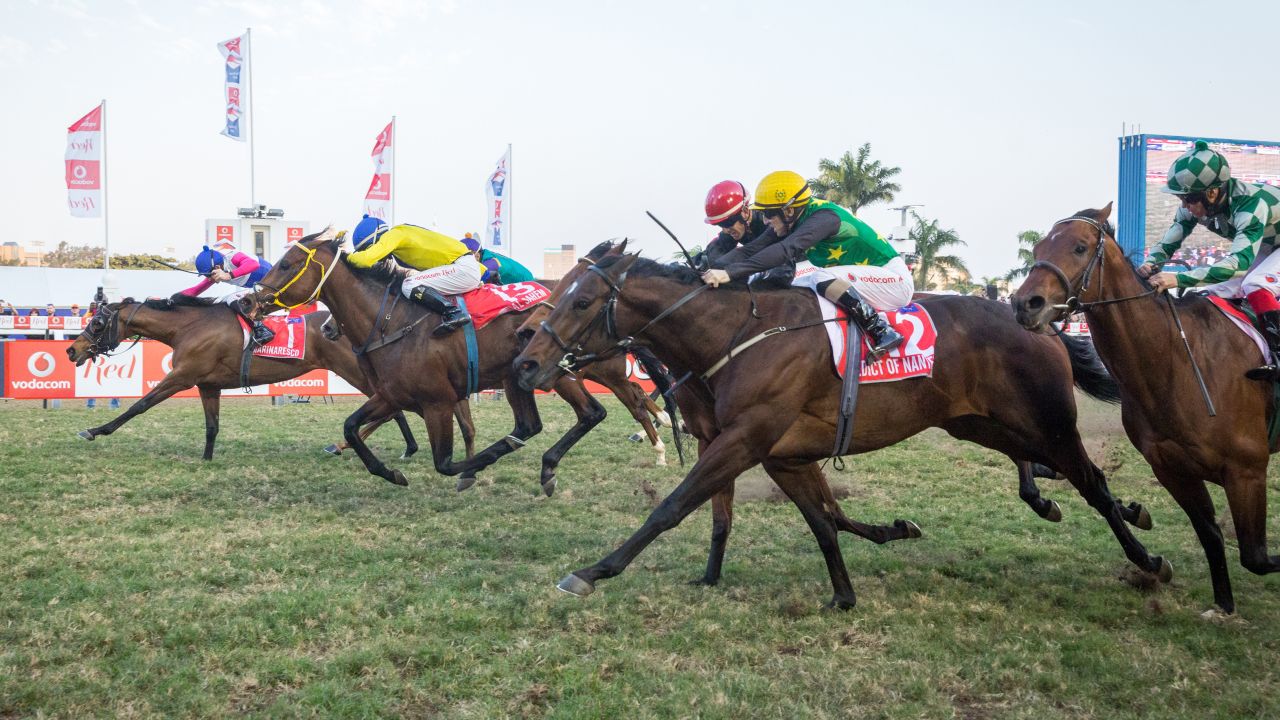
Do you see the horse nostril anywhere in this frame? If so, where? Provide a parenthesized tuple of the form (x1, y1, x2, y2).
(1026, 296, 1045, 311)
(519, 359, 539, 375)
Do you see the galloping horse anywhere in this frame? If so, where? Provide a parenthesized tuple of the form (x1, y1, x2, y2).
(1013, 204, 1279, 613)
(66, 297, 453, 460)
(517, 240, 1134, 589)
(251, 229, 607, 493)
(514, 252, 1170, 608)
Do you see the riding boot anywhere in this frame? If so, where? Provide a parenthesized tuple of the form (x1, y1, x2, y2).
(408, 285, 472, 337)
(250, 320, 275, 346)
(1245, 310, 1280, 381)
(829, 286, 903, 362)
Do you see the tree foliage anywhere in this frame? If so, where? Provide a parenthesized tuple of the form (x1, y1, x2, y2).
(1003, 230, 1043, 282)
(32, 242, 194, 271)
(809, 143, 902, 214)
(909, 212, 969, 291)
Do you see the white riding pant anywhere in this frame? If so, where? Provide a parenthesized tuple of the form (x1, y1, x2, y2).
(402, 253, 483, 297)
(1200, 245, 1280, 298)
(791, 256, 916, 311)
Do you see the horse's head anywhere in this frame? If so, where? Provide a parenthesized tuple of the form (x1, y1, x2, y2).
(1012, 203, 1117, 333)
(66, 299, 136, 366)
(515, 239, 628, 344)
(252, 226, 343, 315)
(514, 251, 641, 391)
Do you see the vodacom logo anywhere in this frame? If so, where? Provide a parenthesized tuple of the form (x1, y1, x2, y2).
(27, 352, 57, 378)
(73, 165, 88, 180)
(162, 352, 174, 374)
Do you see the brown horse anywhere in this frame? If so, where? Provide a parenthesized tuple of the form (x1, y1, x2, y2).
(250, 229, 607, 493)
(517, 240, 1124, 589)
(513, 251, 1170, 608)
(1012, 204, 1280, 613)
(66, 296, 470, 461)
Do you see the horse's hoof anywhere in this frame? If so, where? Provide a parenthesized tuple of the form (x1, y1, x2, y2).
(456, 475, 477, 492)
(1135, 505, 1154, 531)
(654, 410, 671, 428)
(1156, 557, 1173, 584)
(557, 573, 594, 597)
(825, 597, 857, 611)
(541, 476, 557, 497)
(898, 520, 923, 539)
(402, 448, 418, 460)
(1044, 500, 1063, 523)
(387, 470, 409, 487)
(323, 444, 342, 456)
(688, 576, 719, 587)
(78, 430, 94, 441)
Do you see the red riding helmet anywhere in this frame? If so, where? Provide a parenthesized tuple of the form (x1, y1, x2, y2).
(704, 180, 749, 225)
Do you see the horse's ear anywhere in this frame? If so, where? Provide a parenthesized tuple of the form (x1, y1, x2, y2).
(610, 252, 641, 276)
(316, 224, 337, 246)
(1098, 202, 1114, 223)
(611, 239, 628, 256)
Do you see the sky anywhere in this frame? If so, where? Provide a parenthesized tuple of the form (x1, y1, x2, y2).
(3, 0, 1280, 281)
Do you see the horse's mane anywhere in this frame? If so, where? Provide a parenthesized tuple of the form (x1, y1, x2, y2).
(594, 253, 770, 294)
(342, 252, 410, 294)
(140, 295, 221, 311)
(585, 239, 618, 261)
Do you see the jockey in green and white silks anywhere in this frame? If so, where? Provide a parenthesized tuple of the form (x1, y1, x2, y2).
(703, 170, 912, 360)
(1138, 140, 1280, 379)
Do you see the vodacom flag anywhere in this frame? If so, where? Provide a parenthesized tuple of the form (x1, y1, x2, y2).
(66, 103, 103, 218)
(363, 120, 393, 221)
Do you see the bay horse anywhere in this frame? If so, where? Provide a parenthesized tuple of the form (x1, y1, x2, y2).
(1012, 203, 1279, 613)
(516, 240, 1133, 590)
(65, 297, 467, 461)
(513, 252, 1170, 609)
(250, 229, 607, 493)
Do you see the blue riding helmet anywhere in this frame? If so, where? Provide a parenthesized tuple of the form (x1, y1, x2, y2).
(352, 214, 388, 251)
(480, 257, 501, 283)
(194, 246, 224, 275)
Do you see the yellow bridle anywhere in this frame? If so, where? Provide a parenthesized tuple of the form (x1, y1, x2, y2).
(260, 241, 344, 310)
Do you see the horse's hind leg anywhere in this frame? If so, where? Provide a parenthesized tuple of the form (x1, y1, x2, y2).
(1222, 468, 1280, 577)
(198, 386, 221, 461)
(595, 364, 666, 465)
(1017, 460, 1062, 522)
(342, 394, 408, 486)
(538, 378, 607, 496)
(454, 400, 476, 458)
(692, 483, 735, 587)
(432, 383, 543, 488)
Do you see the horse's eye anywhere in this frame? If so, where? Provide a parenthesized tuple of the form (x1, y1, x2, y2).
(1074, 245, 1087, 255)
(574, 298, 591, 310)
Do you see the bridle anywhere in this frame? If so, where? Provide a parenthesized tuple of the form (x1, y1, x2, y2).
(540, 263, 708, 375)
(1030, 215, 1155, 319)
(255, 241, 344, 310)
(81, 302, 144, 358)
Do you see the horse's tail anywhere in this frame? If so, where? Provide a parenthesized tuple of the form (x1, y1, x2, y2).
(630, 346, 687, 465)
(1058, 333, 1121, 404)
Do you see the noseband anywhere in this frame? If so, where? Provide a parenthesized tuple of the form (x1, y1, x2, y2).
(83, 302, 143, 357)
(1031, 216, 1154, 317)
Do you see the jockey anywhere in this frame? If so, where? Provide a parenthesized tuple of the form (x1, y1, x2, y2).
(703, 170, 910, 360)
(346, 214, 480, 336)
(702, 180, 767, 267)
(179, 245, 275, 345)
(1139, 140, 1280, 379)
(462, 235, 536, 283)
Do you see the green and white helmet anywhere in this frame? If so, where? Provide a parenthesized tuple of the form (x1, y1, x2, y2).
(1163, 140, 1232, 194)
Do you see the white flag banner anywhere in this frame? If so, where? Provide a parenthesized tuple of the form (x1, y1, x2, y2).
(363, 121, 393, 220)
(217, 33, 247, 141)
(484, 147, 511, 251)
(66, 104, 103, 218)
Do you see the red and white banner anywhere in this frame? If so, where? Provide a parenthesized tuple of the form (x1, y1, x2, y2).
(484, 146, 511, 252)
(0, 315, 86, 332)
(66, 104, 103, 218)
(363, 120, 393, 221)
(2, 339, 656, 398)
(217, 33, 247, 141)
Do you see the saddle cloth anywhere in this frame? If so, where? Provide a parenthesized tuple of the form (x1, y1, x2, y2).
(237, 315, 307, 359)
(456, 281, 552, 331)
(818, 298, 937, 383)
(1206, 296, 1268, 362)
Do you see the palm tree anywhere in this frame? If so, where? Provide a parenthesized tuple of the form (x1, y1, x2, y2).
(909, 212, 969, 291)
(1003, 230, 1042, 283)
(809, 143, 901, 215)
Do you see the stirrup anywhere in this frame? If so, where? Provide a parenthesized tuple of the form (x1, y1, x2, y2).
(864, 328, 904, 363)
(251, 325, 275, 345)
(1245, 364, 1280, 382)
(432, 313, 471, 337)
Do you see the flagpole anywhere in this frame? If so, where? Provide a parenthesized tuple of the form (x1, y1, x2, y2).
(390, 115, 397, 226)
(507, 142, 513, 260)
(246, 27, 256, 208)
(101, 99, 109, 271)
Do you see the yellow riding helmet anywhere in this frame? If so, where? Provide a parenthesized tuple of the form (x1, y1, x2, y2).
(750, 170, 812, 210)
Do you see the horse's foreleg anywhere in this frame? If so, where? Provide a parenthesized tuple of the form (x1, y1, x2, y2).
(1158, 473, 1233, 612)
(391, 412, 418, 459)
(538, 378, 607, 496)
(1017, 460, 1063, 522)
(342, 395, 408, 486)
(694, 480, 734, 587)
(798, 462, 921, 545)
(557, 427, 760, 599)
(606, 374, 667, 464)
(454, 399, 476, 458)
(198, 386, 221, 461)
(79, 374, 194, 442)
(1222, 469, 1280, 577)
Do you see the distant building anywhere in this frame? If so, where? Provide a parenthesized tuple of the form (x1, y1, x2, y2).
(543, 244, 577, 281)
(1, 241, 44, 267)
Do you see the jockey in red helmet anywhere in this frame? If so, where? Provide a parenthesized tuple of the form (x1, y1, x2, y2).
(702, 180, 766, 267)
